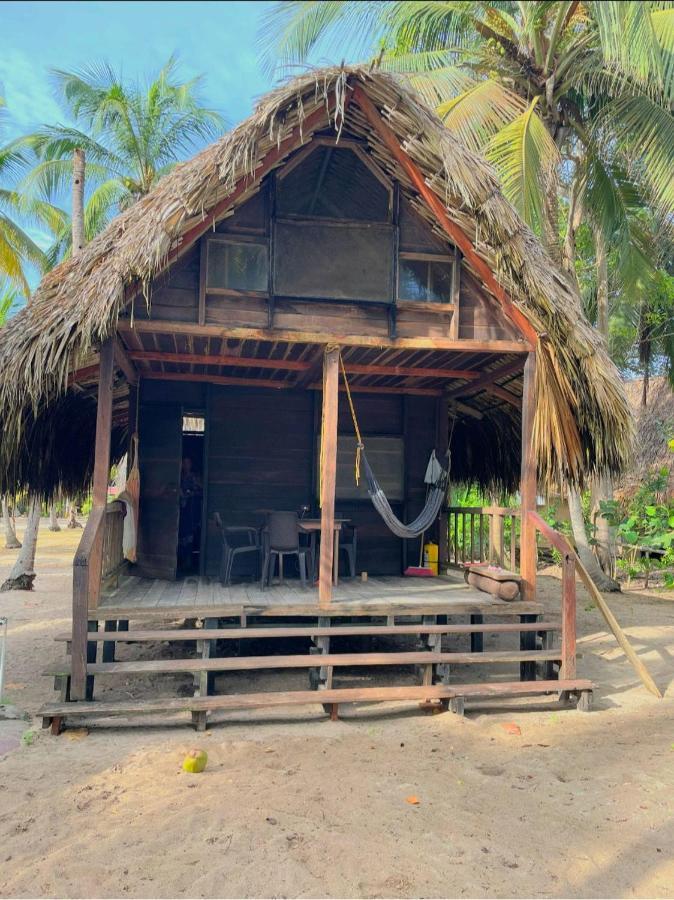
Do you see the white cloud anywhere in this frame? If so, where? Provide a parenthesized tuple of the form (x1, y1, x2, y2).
(0, 47, 63, 137)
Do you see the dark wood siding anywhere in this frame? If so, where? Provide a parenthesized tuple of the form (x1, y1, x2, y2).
(136, 400, 183, 579)
(204, 386, 315, 576)
(132, 246, 200, 323)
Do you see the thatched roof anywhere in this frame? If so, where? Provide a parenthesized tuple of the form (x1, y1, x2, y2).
(0, 66, 633, 498)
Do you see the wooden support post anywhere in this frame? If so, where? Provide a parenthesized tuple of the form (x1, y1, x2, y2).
(560, 552, 577, 679)
(519, 351, 537, 603)
(102, 620, 116, 663)
(519, 614, 538, 682)
(470, 614, 484, 653)
(71, 337, 115, 701)
(489, 513, 504, 566)
(319, 347, 339, 606)
(436, 398, 449, 569)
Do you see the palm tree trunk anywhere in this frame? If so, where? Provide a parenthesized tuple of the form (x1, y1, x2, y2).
(591, 225, 618, 580)
(1, 496, 40, 591)
(67, 499, 82, 528)
(2, 496, 21, 549)
(567, 487, 620, 592)
(72, 148, 86, 256)
(49, 502, 61, 531)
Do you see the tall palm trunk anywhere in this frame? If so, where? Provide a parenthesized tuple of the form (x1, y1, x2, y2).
(562, 178, 620, 591)
(49, 503, 61, 531)
(567, 488, 620, 591)
(591, 226, 617, 579)
(2, 497, 21, 549)
(72, 148, 86, 255)
(67, 499, 82, 529)
(1, 496, 40, 591)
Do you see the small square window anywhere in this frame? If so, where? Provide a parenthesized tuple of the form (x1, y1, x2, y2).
(206, 240, 268, 293)
(398, 258, 454, 303)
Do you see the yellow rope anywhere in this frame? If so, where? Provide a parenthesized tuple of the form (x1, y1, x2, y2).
(318, 344, 365, 506)
(338, 351, 364, 486)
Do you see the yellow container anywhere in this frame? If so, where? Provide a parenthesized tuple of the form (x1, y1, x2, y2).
(423, 541, 439, 575)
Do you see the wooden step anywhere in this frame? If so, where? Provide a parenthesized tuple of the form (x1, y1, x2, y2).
(54, 621, 560, 644)
(43, 649, 561, 679)
(39, 679, 593, 729)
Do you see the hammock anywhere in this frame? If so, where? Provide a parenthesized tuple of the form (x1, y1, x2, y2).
(333, 349, 450, 539)
(361, 447, 448, 539)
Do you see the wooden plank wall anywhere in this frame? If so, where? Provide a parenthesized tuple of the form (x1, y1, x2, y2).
(197, 384, 438, 579)
(203, 385, 315, 576)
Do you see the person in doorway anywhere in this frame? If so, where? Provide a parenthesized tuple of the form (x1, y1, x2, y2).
(178, 456, 202, 572)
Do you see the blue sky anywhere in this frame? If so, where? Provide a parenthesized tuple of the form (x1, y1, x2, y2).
(1, 0, 363, 299)
(1, 1, 281, 137)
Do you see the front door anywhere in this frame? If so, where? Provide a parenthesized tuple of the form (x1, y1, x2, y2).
(136, 402, 183, 579)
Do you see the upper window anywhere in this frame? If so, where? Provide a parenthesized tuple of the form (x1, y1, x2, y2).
(398, 256, 454, 304)
(276, 144, 392, 222)
(205, 238, 268, 293)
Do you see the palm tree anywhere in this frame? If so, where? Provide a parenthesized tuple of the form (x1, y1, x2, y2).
(261, 0, 674, 589)
(0, 95, 66, 296)
(21, 55, 224, 261)
(0, 285, 21, 550)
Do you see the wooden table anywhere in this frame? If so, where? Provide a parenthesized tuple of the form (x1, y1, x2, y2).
(299, 518, 350, 585)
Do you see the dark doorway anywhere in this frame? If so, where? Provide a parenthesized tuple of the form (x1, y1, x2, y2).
(178, 414, 205, 575)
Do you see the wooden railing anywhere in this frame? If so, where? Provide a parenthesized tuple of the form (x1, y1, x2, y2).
(447, 506, 521, 572)
(101, 501, 125, 581)
(71, 500, 126, 700)
(529, 511, 576, 679)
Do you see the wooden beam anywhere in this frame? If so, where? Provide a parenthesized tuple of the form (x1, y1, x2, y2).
(343, 363, 479, 380)
(113, 337, 137, 385)
(118, 320, 532, 355)
(310, 383, 442, 397)
(128, 350, 310, 371)
(519, 351, 537, 603)
(141, 371, 291, 390)
(319, 347, 340, 606)
(351, 85, 539, 347)
(445, 358, 524, 399)
(486, 384, 520, 408)
(451, 400, 483, 420)
(68, 364, 99, 385)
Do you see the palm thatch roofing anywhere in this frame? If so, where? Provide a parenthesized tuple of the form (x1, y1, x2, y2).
(0, 66, 633, 499)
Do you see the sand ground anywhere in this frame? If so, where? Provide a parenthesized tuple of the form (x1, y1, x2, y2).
(0, 521, 672, 899)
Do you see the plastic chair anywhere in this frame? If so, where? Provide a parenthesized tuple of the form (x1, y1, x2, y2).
(339, 525, 357, 578)
(214, 513, 261, 585)
(260, 511, 309, 589)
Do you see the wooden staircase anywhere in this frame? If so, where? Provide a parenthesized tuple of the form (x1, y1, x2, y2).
(40, 616, 592, 733)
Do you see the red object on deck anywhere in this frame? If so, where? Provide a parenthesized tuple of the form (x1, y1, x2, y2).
(403, 566, 435, 577)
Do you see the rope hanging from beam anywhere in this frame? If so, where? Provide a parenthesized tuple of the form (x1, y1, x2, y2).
(326, 346, 450, 539)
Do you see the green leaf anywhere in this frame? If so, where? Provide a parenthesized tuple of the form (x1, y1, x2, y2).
(485, 96, 559, 229)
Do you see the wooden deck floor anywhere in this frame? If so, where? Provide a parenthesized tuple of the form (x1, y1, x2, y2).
(95, 574, 541, 620)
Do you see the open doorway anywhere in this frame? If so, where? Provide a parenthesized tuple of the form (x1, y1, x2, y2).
(178, 413, 205, 576)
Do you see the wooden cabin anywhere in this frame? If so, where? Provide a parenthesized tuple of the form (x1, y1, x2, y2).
(0, 68, 632, 730)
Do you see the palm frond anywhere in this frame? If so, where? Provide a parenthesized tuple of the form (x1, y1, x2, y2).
(437, 78, 524, 150)
(485, 96, 560, 228)
(595, 92, 674, 226)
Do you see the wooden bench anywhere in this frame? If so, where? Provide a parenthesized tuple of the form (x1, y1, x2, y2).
(39, 679, 593, 734)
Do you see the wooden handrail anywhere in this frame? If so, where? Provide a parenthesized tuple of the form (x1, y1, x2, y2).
(447, 506, 520, 517)
(528, 511, 570, 555)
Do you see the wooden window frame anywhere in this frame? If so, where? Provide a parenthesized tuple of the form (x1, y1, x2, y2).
(396, 251, 460, 317)
(202, 234, 270, 298)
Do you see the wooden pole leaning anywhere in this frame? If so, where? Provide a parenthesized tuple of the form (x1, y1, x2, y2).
(519, 351, 537, 604)
(319, 346, 340, 606)
(71, 337, 115, 700)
